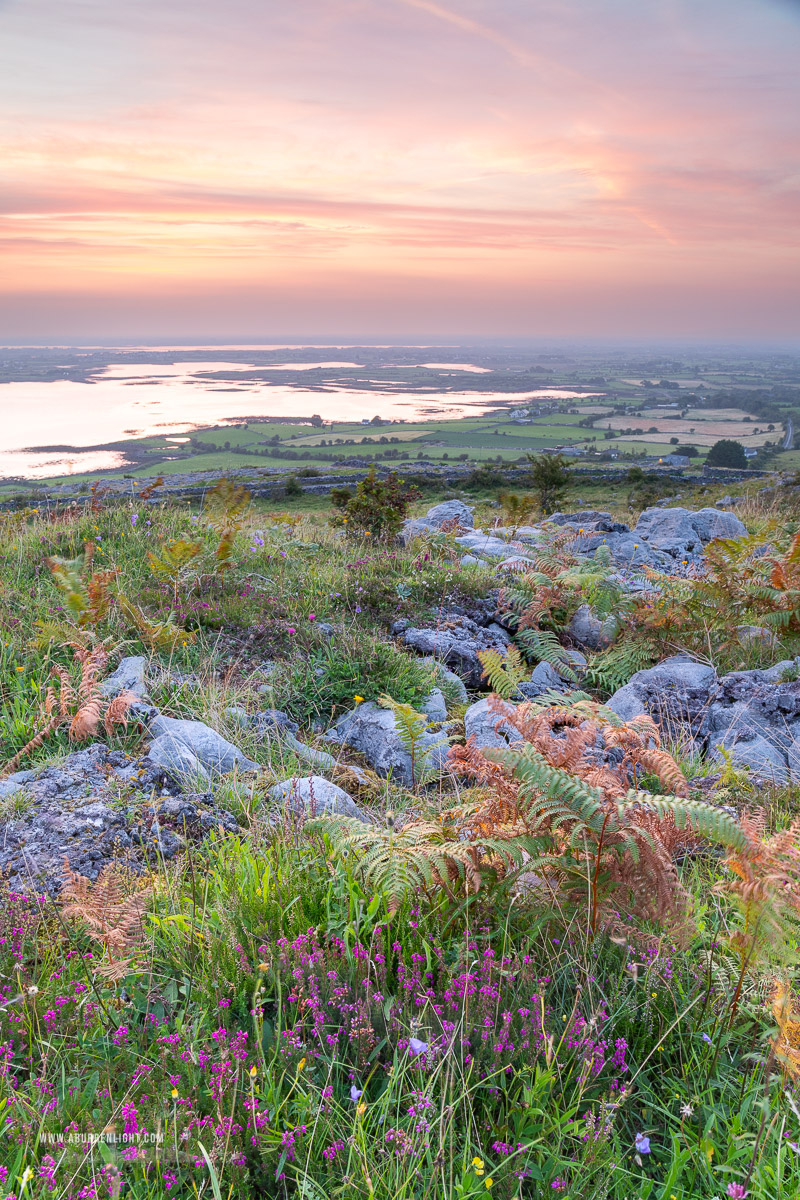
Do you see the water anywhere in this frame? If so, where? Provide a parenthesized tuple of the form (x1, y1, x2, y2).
(0, 354, 602, 479)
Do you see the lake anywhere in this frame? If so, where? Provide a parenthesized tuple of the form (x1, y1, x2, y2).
(0, 353, 602, 478)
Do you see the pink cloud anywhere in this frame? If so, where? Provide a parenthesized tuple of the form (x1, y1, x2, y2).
(0, 0, 798, 334)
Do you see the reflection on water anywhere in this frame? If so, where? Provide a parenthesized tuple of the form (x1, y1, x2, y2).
(0, 356, 603, 479)
(0, 450, 129, 480)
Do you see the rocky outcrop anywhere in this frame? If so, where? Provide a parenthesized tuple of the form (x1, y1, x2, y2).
(606, 655, 800, 783)
(631, 506, 747, 561)
(606, 656, 718, 738)
(398, 611, 510, 689)
(705, 664, 800, 783)
(0, 743, 239, 892)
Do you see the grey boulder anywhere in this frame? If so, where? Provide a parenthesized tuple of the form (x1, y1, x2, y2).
(464, 697, 524, 749)
(568, 605, 617, 651)
(632, 506, 747, 560)
(149, 715, 259, 776)
(401, 500, 474, 543)
(419, 687, 448, 722)
(146, 735, 211, 789)
(705, 671, 800, 779)
(454, 532, 518, 559)
(606, 656, 717, 735)
(709, 735, 789, 784)
(100, 656, 149, 701)
(518, 660, 569, 698)
(269, 776, 368, 822)
(324, 702, 449, 787)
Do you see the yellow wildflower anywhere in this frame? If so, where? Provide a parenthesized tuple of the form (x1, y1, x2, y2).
(357, 1102, 367, 1115)
(171, 1087, 178, 1098)
(354, 695, 364, 704)
(250, 1065, 258, 1077)
(472, 1157, 485, 1175)
(297, 1057, 306, 1072)
(485, 1180, 494, 1190)
(258, 962, 269, 972)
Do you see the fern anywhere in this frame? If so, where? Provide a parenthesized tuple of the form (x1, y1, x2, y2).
(146, 539, 202, 605)
(118, 595, 196, 651)
(477, 645, 528, 699)
(46, 550, 118, 630)
(583, 639, 659, 694)
(308, 811, 544, 912)
(60, 858, 152, 978)
(515, 627, 577, 680)
(204, 478, 252, 571)
(0, 648, 137, 776)
(378, 693, 430, 787)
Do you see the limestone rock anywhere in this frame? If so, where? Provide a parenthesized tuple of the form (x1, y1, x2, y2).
(567, 605, 617, 651)
(149, 715, 259, 775)
(269, 776, 369, 822)
(606, 656, 717, 735)
(324, 702, 449, 787)
(401, 500, 474, 543)
(463, 698, 524, 750)
(402, 616, 509, 689)
(100, 656, 149, 701)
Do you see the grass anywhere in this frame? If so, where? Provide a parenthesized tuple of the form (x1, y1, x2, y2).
(0, 482, 799, 1197)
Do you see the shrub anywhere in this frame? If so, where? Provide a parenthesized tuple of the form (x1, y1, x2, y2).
(525, 452, 571, 514)
(330, 468, 420, 539)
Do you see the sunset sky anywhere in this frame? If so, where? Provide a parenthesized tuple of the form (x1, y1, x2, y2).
(1, 0, 799, 339)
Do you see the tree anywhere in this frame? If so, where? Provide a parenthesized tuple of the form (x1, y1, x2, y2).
(309, 414, 323, 427)
(525, 452, 571, 515)
(676, 444, 700, 458)
(706, 439, 747, 469)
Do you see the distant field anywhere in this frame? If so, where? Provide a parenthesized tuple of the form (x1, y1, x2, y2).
(682, 408, 754, 421)
(612, 430, 774, 448)
(597, 416, 774, 440)
(136, 453, 277, 475)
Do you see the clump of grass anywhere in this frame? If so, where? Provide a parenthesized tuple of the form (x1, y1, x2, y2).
(275, 631, 433, 726)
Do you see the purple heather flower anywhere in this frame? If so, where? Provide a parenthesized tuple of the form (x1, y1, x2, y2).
(350, 1085, 363, 1102)
(409, 1037, 428, 1056)
(726, 1186, 748, 1199)
(634, 1133, 651, 1155)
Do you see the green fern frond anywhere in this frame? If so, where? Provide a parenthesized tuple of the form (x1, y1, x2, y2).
(514, 627, 577, 680)
(477, 645, 527, 699)
(584, 639, 658, 694)
(616, 792, 750, 853)
(118, 596, 196, 651)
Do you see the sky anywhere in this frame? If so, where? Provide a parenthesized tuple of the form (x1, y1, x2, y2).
(1, 0, 799, 340)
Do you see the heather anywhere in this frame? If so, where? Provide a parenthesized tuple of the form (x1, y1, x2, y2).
(0, 476, 798, 1199)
